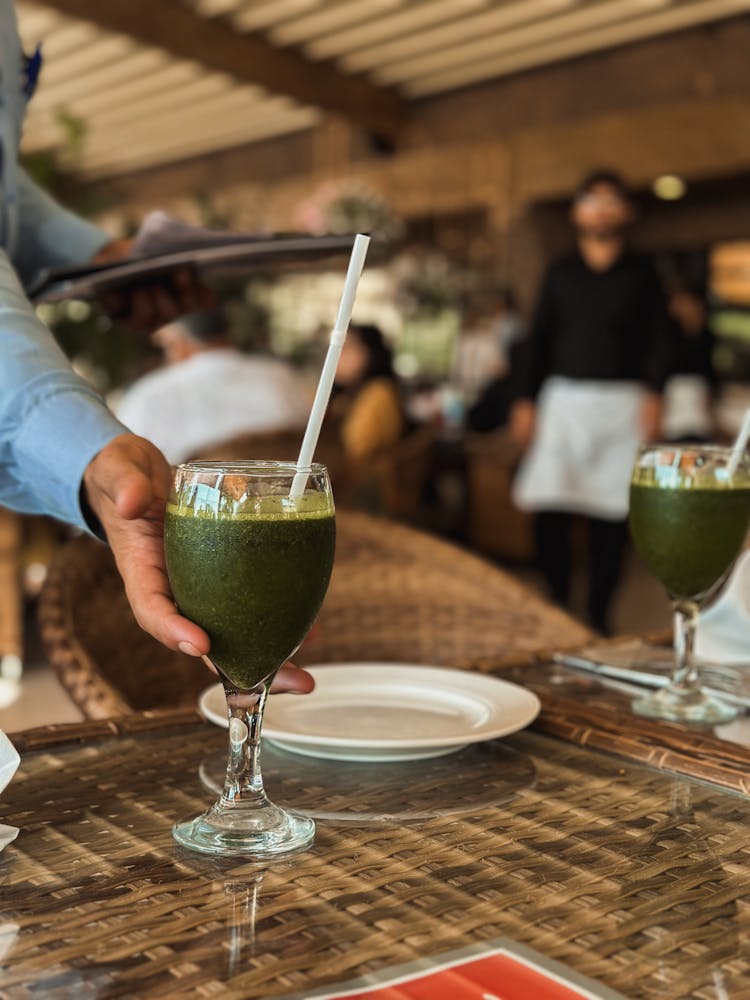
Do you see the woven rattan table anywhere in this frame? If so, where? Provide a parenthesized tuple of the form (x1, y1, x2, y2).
(2, 712, 750, 999)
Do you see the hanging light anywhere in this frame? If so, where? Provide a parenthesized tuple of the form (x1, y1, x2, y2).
(653, 175, 687, 200)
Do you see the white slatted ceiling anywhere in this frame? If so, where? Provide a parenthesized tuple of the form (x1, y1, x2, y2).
(372, 0, 693, 84)
(260, 0, 406, 44)
(340, 0, 581, 75)
(405, 0, 748, 96)
(15, 0, 749, 178)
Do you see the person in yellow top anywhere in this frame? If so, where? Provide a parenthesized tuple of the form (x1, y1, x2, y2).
(334, 323, 405, 461)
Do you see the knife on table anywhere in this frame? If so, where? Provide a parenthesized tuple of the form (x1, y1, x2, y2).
(553, 650, 750, 710)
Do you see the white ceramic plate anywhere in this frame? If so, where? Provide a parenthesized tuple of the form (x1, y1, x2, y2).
(198, 663, 540, 762)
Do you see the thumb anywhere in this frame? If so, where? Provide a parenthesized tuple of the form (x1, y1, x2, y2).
(85, 436, 167, 522)
(111, 463, 155, 521)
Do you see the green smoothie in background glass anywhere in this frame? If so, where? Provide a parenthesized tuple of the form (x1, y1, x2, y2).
(630, 472, 750, 600)
(165, 461, 335, 860)
(628, 445, 750, 725)
(165, 494, 335, 689)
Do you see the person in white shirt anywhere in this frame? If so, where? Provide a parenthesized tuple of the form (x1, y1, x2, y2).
(117, 310, 311, 464)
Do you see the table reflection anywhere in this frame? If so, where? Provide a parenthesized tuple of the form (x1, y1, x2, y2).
(225, 875, 263, 972)
(199, 740, 536, 824)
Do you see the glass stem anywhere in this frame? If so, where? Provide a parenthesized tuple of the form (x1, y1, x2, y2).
(671, 601, 700, 693)
(221, 680, 269, 808)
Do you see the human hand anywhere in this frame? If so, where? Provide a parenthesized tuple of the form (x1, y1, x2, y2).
(90, 238, 134, 265)
(510, 399, 536, 451)
(91, 241, 215, 332)
(639, 393, 663, 444)
(82, 434, 313, 694)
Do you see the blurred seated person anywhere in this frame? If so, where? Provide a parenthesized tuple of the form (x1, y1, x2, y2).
(493, 286, 525, 361)
(466, 287, 526, 433)
(451, 292, 505, 406)
(333, 323, 405, 461)
(117, 309, 310, 463)
(662, 282, 717, 443)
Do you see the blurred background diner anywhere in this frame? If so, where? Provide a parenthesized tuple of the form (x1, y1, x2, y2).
(331, 322, 405, 463)
(115, 308, 311, 463)
(3, 0, 750, 728)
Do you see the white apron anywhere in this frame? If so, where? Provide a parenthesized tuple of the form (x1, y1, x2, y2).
(513, 377, 644, 521)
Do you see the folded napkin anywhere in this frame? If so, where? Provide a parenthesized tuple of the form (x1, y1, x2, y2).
(696, 551, 750, 664)
(0, 731, 19, 850)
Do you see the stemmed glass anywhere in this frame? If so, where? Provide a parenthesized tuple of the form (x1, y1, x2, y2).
(164, 461, 335, 858)
(629, 444, 750, 724)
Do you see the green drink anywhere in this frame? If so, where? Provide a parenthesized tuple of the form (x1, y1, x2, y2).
(628, 446, 750, 725)
(166, 461, 335, 859)
(630, 479, 750, 599)
(165, 496, 335, 689)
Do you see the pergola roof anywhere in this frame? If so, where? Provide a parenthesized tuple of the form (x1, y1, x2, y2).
(16, 0, 749, 178)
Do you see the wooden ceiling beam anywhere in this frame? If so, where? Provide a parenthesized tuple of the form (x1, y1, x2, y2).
(37, 0, 407, 140)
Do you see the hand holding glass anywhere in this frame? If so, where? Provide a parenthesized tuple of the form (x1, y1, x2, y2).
(165, 461, 335, 857)
(629, 445, 750, 724)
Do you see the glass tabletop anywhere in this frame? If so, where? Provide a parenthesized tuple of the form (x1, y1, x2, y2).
(1, 719, 749, 998)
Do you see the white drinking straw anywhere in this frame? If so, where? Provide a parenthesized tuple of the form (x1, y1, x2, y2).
(290, 233, 371, 498)
(727, 408, 750, 477)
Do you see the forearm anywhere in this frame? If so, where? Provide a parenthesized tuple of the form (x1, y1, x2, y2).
(643, 269, 676, 395)
(517, 271, 556, 400)
(639, 391, 663, 444)
(0, 252, 126, 528)
(513, 340, 542, 401)
(12, 169, 109, 285)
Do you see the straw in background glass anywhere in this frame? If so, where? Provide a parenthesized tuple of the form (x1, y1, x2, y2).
(727, 408, 750, 477)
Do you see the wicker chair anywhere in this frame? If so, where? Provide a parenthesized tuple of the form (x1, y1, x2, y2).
(38, 536, 204, 718)
(464, 430, 535, 562)
(38, 510, 591, 718)
(344, 423, 436, 524)
(188, 426, 344, 481)
(190, 424, 436, 524)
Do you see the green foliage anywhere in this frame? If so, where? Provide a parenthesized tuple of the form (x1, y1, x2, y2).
(711, 308, 750, 342)
(37, 302, 156, 392)
(191, 190, 232, 230)
(21, 107, 87, 197)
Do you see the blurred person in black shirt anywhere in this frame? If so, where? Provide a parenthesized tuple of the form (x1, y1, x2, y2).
(510, 171, 674, 633)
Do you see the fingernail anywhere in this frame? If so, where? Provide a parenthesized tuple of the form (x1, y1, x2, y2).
(178, 641, 201, 657)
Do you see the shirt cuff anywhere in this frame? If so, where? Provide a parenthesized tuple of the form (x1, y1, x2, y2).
(13, 385, 127, 533)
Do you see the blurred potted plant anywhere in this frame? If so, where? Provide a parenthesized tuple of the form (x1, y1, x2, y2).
(295, 179, 403, 258)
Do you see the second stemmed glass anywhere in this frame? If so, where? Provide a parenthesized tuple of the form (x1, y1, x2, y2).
(164, 461, 335, 858)
(629, 444, 750, 724)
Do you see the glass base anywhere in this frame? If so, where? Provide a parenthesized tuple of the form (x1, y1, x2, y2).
(632, 685, 738, 725)
(173, 802, 315, 859)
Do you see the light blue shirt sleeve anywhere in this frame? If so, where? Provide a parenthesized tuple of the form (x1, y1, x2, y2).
(12, 168, 110, 286)
(0, 0, 129, 531)
(0, 249, 127, 529)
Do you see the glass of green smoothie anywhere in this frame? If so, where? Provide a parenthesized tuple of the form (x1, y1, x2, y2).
(629, 444, 750, 724)
(165, 460, 336, 858)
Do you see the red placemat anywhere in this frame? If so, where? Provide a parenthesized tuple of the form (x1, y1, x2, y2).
(282, 938, 627, 1000)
